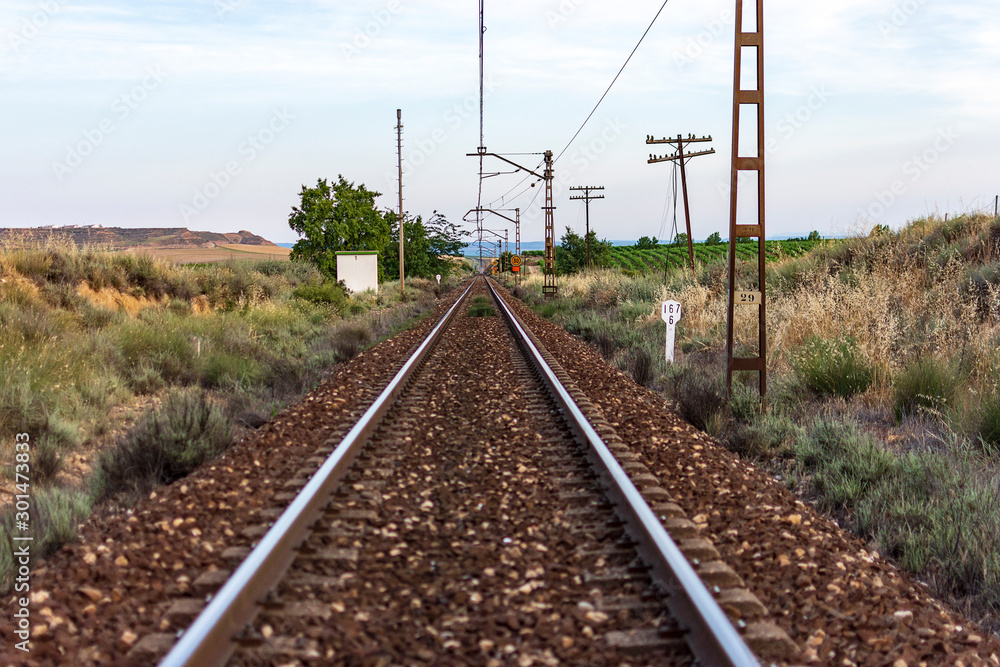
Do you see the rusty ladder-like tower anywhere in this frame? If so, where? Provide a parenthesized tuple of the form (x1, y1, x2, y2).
(542, 150, 557, 297)
(725, 0, 766, 399)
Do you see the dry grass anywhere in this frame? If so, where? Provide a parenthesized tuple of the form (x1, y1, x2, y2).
(518, 212, 1000, 627)
(526, 212, 1000, 397)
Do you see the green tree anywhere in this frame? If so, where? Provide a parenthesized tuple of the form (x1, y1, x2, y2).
(807, 230, 822, 241)
(635, 236, 659, 249)
(673, 232, 689, 246)
(288, 176, 392, 277)
(382, 212, 469, 280)
(557, 227, 612, 275)
(705, 231, 722, 245)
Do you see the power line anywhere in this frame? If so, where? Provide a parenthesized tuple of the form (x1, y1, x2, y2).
(487, 160, 544, 208)
(553, 0, 671, 165)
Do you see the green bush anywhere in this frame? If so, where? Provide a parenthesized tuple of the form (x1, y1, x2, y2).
(626, 346, 654, 387)
(202, 353, 262, 389)
(977, 393, 1000, 454)
(792, 336, 874, 399)
(329, 323, 373, 362)
(116, 315, 199, 387)
(466, 296, 496, 318)
(893, 357, 959, 421)
(31, 435, 64, 483)
(0, 487, 92, 593)
(799, 418, 894, 512)
(670, 365, 727, 432)
(92, 389, 232, 502)
(292, 281, 348, 311)
(727, 412, 799, 460)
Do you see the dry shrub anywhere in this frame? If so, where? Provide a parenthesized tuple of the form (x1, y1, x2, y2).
(627, 347, 654, 387)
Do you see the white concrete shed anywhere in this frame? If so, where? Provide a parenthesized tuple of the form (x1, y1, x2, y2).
(336, 251, 379, 294)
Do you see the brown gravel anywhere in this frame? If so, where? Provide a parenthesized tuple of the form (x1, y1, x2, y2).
(495, 281, 1000, 666)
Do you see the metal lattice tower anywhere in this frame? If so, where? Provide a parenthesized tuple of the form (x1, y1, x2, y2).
(725, 0, 766, 399)
(542, 150, 557, 297)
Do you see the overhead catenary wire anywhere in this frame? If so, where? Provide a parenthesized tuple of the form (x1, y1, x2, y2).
(657, 159, 678, 241)
(553, 0, 672, 165)
(487, 159, 545, 209)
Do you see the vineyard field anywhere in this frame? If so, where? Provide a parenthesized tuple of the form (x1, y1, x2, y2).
(522, 239, 824, 273)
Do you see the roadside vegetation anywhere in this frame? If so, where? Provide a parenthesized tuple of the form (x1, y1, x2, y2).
(0, 238, 467, 591)
(514, 212, 1000, 631)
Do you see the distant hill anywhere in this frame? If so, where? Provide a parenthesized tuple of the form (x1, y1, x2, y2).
(0, 226, 278, 249)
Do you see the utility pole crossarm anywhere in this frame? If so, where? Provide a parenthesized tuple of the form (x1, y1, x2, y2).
(646, 134, 713, 144)
(648, 148, 716, 164)
(568, 185, 605, 270)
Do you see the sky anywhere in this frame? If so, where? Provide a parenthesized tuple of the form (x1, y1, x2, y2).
(1, 0, 998, 245)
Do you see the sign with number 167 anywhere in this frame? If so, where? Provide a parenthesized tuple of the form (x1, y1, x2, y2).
(661, 301, 682, 326)
(661, 301, 682, 363)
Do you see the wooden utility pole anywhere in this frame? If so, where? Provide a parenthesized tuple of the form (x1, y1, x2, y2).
(725, 0, 767, 400)
(569, 186, 605, 269)
(396, 109, 405, 299)
(647, 135, 714, 277)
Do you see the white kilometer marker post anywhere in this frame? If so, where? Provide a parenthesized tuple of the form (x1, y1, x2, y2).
(435, 274, 441, 286)
(661, 300, 682, 364)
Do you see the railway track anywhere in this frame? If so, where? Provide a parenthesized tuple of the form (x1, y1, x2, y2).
(158, 277, 761, 666)
(6, 277, 999, 665)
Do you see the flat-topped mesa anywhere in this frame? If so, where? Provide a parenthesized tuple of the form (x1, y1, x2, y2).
(0, 227, 279, 248)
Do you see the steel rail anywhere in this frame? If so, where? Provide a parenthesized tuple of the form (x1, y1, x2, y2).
(487, 279, 760, 667)
(159, 281, 477, 667)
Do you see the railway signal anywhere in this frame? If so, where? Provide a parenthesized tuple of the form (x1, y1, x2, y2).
(725, 0, 767, 400)
(463, 207, 522, 284)
(569, 186, 605, 269)
(646, 135, 714, 277)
